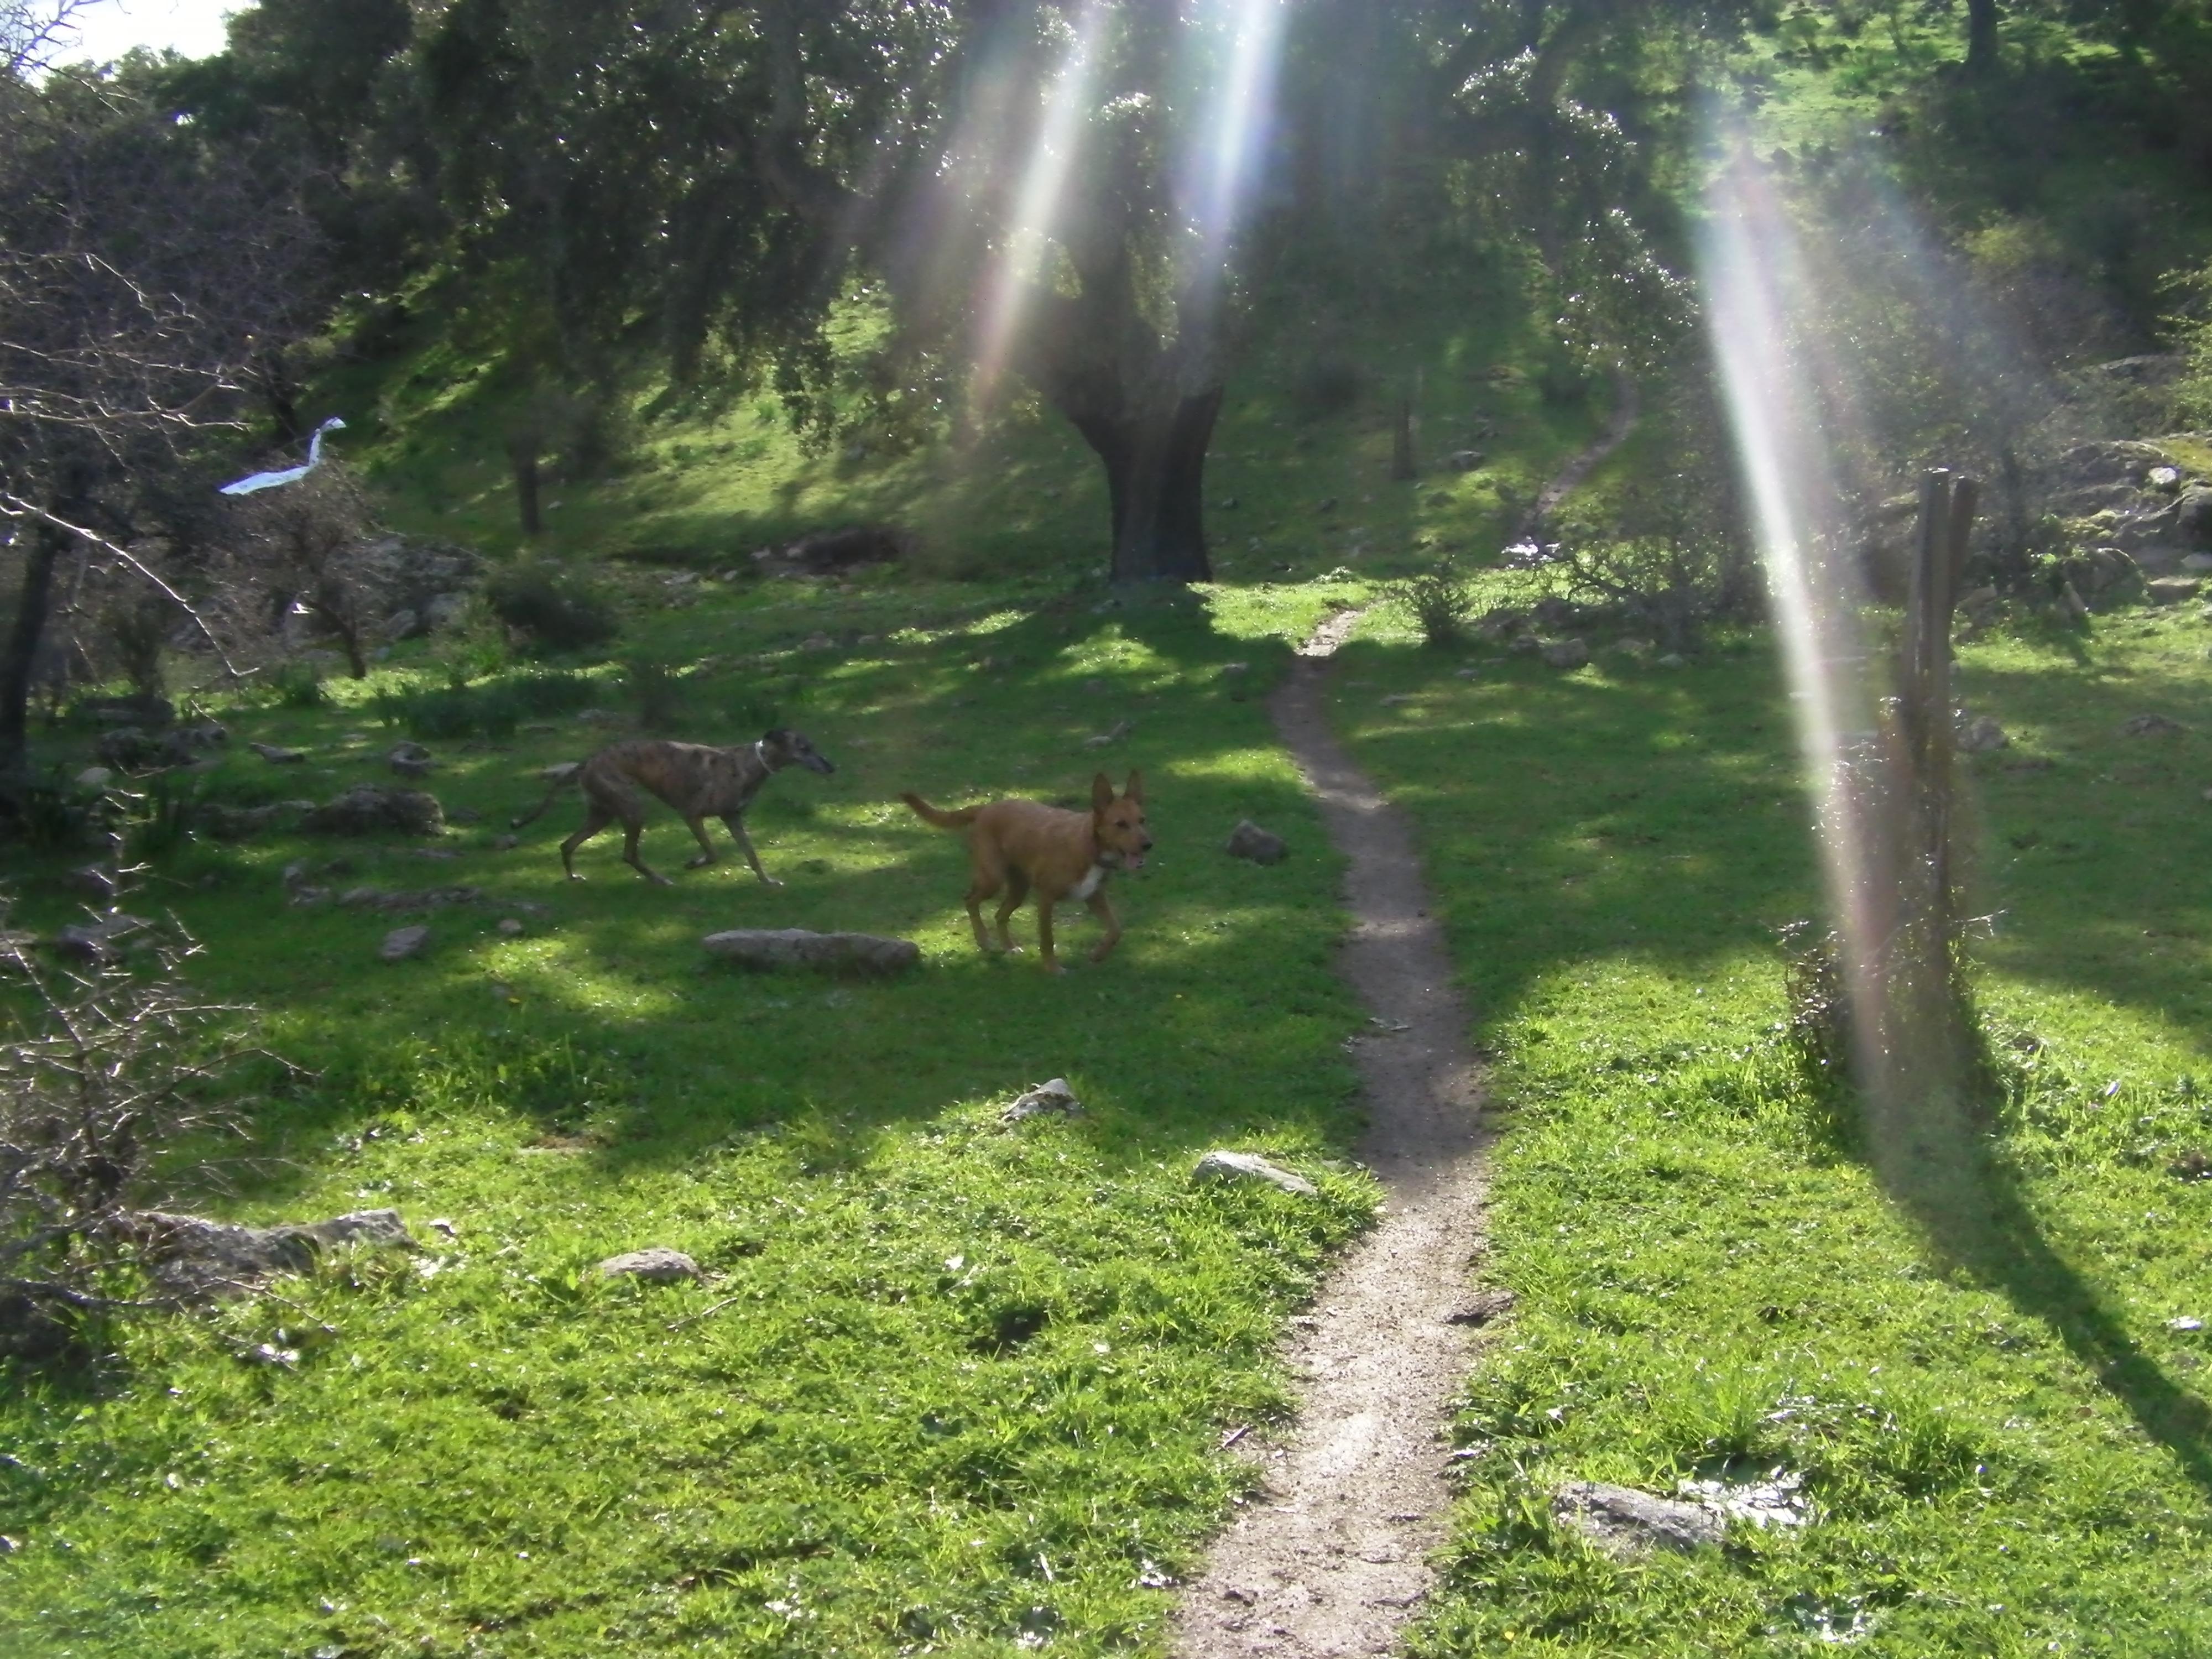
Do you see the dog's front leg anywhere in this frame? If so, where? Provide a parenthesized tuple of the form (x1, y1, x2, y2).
(722, 815, 781, 885)
(1085, 891, 1123, 962)
(1035, 896, 1065, 973)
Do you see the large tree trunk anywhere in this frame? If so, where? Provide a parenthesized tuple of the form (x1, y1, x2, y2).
(0, 517, 67, 788)
(1068, 388, 1220, 585)
(1965, 0, 2000, 75)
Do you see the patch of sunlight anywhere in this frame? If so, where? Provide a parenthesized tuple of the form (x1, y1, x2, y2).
(1165, 743, 1302, 784)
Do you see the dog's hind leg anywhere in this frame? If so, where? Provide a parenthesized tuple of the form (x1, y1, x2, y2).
(682, 815, 722, 872)
(618, 810, 670, 885)
(991, 870, 1030, 953)
(1084, 890, 1123, 963)
(963, 851, 1007, 954)
(721, 815, 781, 886)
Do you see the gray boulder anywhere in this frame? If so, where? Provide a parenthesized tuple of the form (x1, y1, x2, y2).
(249, 741, 306, 764)
(2147, 577, 2202, 605)
(388, 742, 436, 778)
(1225, 820, 1288, 865)
(1540, 638, 1590, 670)
(1003, 1078, 1082, 1124)
(379, 925, 431, 962)
(1957, 714, 2008, 753)
(124, 1207, 415, 1300)
(302, 784, 446, 837)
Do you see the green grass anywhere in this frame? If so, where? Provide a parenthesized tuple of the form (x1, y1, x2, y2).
(1, 577, 1393, 1658)
(1316, 599, 2212, 1654)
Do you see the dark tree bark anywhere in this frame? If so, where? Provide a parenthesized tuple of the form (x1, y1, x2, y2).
(1966, 0, 2001, 75)
(510, 447, 543, 538)
(1391, 392, 1418, 481)
(1067, 389, 1221, 585)
(0, 517, 67, 786)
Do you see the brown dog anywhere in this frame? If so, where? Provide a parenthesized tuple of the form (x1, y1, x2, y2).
(512, 729, 835, 885)
(902, 771, 1151, 972)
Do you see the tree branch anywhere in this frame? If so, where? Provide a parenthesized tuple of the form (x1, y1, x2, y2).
(0, 491, 249, 679)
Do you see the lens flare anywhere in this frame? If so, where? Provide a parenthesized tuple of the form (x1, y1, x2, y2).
(1184, 0, 1287, 282)
(970, 5, 1109, 408)
(1699, 139, 1888, 1077)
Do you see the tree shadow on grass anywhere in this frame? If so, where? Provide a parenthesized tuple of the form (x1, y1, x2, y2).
(1323, 629, 2212, 1488)
(1872, 1098, 2212, 1497)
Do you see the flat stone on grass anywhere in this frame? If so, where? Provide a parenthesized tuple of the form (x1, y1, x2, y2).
(1553, 1481, 1725, 1554)
(597, 1248, 701, 1283)
(1225, 820, 1288, 864)
(1192, 1149, 1318, 1196)
(702, 928, 920, 975)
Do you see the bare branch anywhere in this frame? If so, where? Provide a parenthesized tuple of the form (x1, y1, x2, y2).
(0, 490, 249, 677)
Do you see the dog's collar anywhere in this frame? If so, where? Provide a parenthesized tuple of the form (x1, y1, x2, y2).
(753, 739, 769, 769)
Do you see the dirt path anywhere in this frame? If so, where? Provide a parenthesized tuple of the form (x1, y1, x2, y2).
(1524, 368, 1641, 535)
(1172, 615, 1494, 1659)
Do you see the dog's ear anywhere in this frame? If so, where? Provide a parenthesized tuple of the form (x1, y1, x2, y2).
(1091, 772, 1115, 813)
(1123, 769, 1144, 805)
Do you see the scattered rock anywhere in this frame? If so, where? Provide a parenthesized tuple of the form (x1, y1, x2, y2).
(1445, 449, 1486, 471)
(1677, 1468, 1809, 1529)
(701, 928, 921, 975)
(497, 918, 525, 937)
(573, 708, 620, 725)
(770, 524, 914, 575)
(387, 742, 435, 778)
(597, 1247, 701, 1283)
(1083, 719, 1134, 749)
(2148, 466, 2184, 492)
(74, 766, 112, 788)
(2121, 713, 2185, 738)
(1316, 497, 1338, 514)
(1656, 653, 1688, 668)
(201, 800, 312, 841)
(302, 784, 446, 837)
(75, 693, 173, 728)
(424, 592, 469, 631)
(1553, 1481, 1725, 1555)
(382, 608, 421, 642)
(62, 865, 119, 902)
(53, 912, 153, 962)
(1540, 638, 1590, 670)
(96, 721, 225, 771)
(1957, 714, 2008, 753)
(379, 925, 431, 962)
(249, 742, 306, 764)
(2184, 553, 2212, 573)
(1225, 820, 1288, 865)
(342, 885, 482, 914)
(492, 833, 520, 852)
(446, 806, 482, 825)
(1002, 1077, 1082, 1124)
(1443, 1288, 1516, 1327)
(2147, 577, 2203, 604)
(123, 1207, 415, 1299)
(1606, 638, 1656, 660)
(801, 632, 837, 651)
(1192, 1150, 1318, 1197)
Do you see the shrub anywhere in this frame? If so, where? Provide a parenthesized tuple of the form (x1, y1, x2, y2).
(271, 661, 330, 708)
(0, 904, 258, 1364)
(625, 656, 688, 732)
(486, 561, 620, 654)
(1390, 556, 1478, 647)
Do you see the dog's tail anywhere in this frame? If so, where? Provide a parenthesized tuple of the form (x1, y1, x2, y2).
(901, 791, 980, 830)
(510, 761, 584, 830)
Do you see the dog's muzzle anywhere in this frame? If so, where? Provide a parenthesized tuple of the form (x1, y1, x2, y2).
(802, 754, 837, 775)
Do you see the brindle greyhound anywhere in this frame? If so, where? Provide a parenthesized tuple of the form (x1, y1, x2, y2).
(512, 729, 836, 885)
